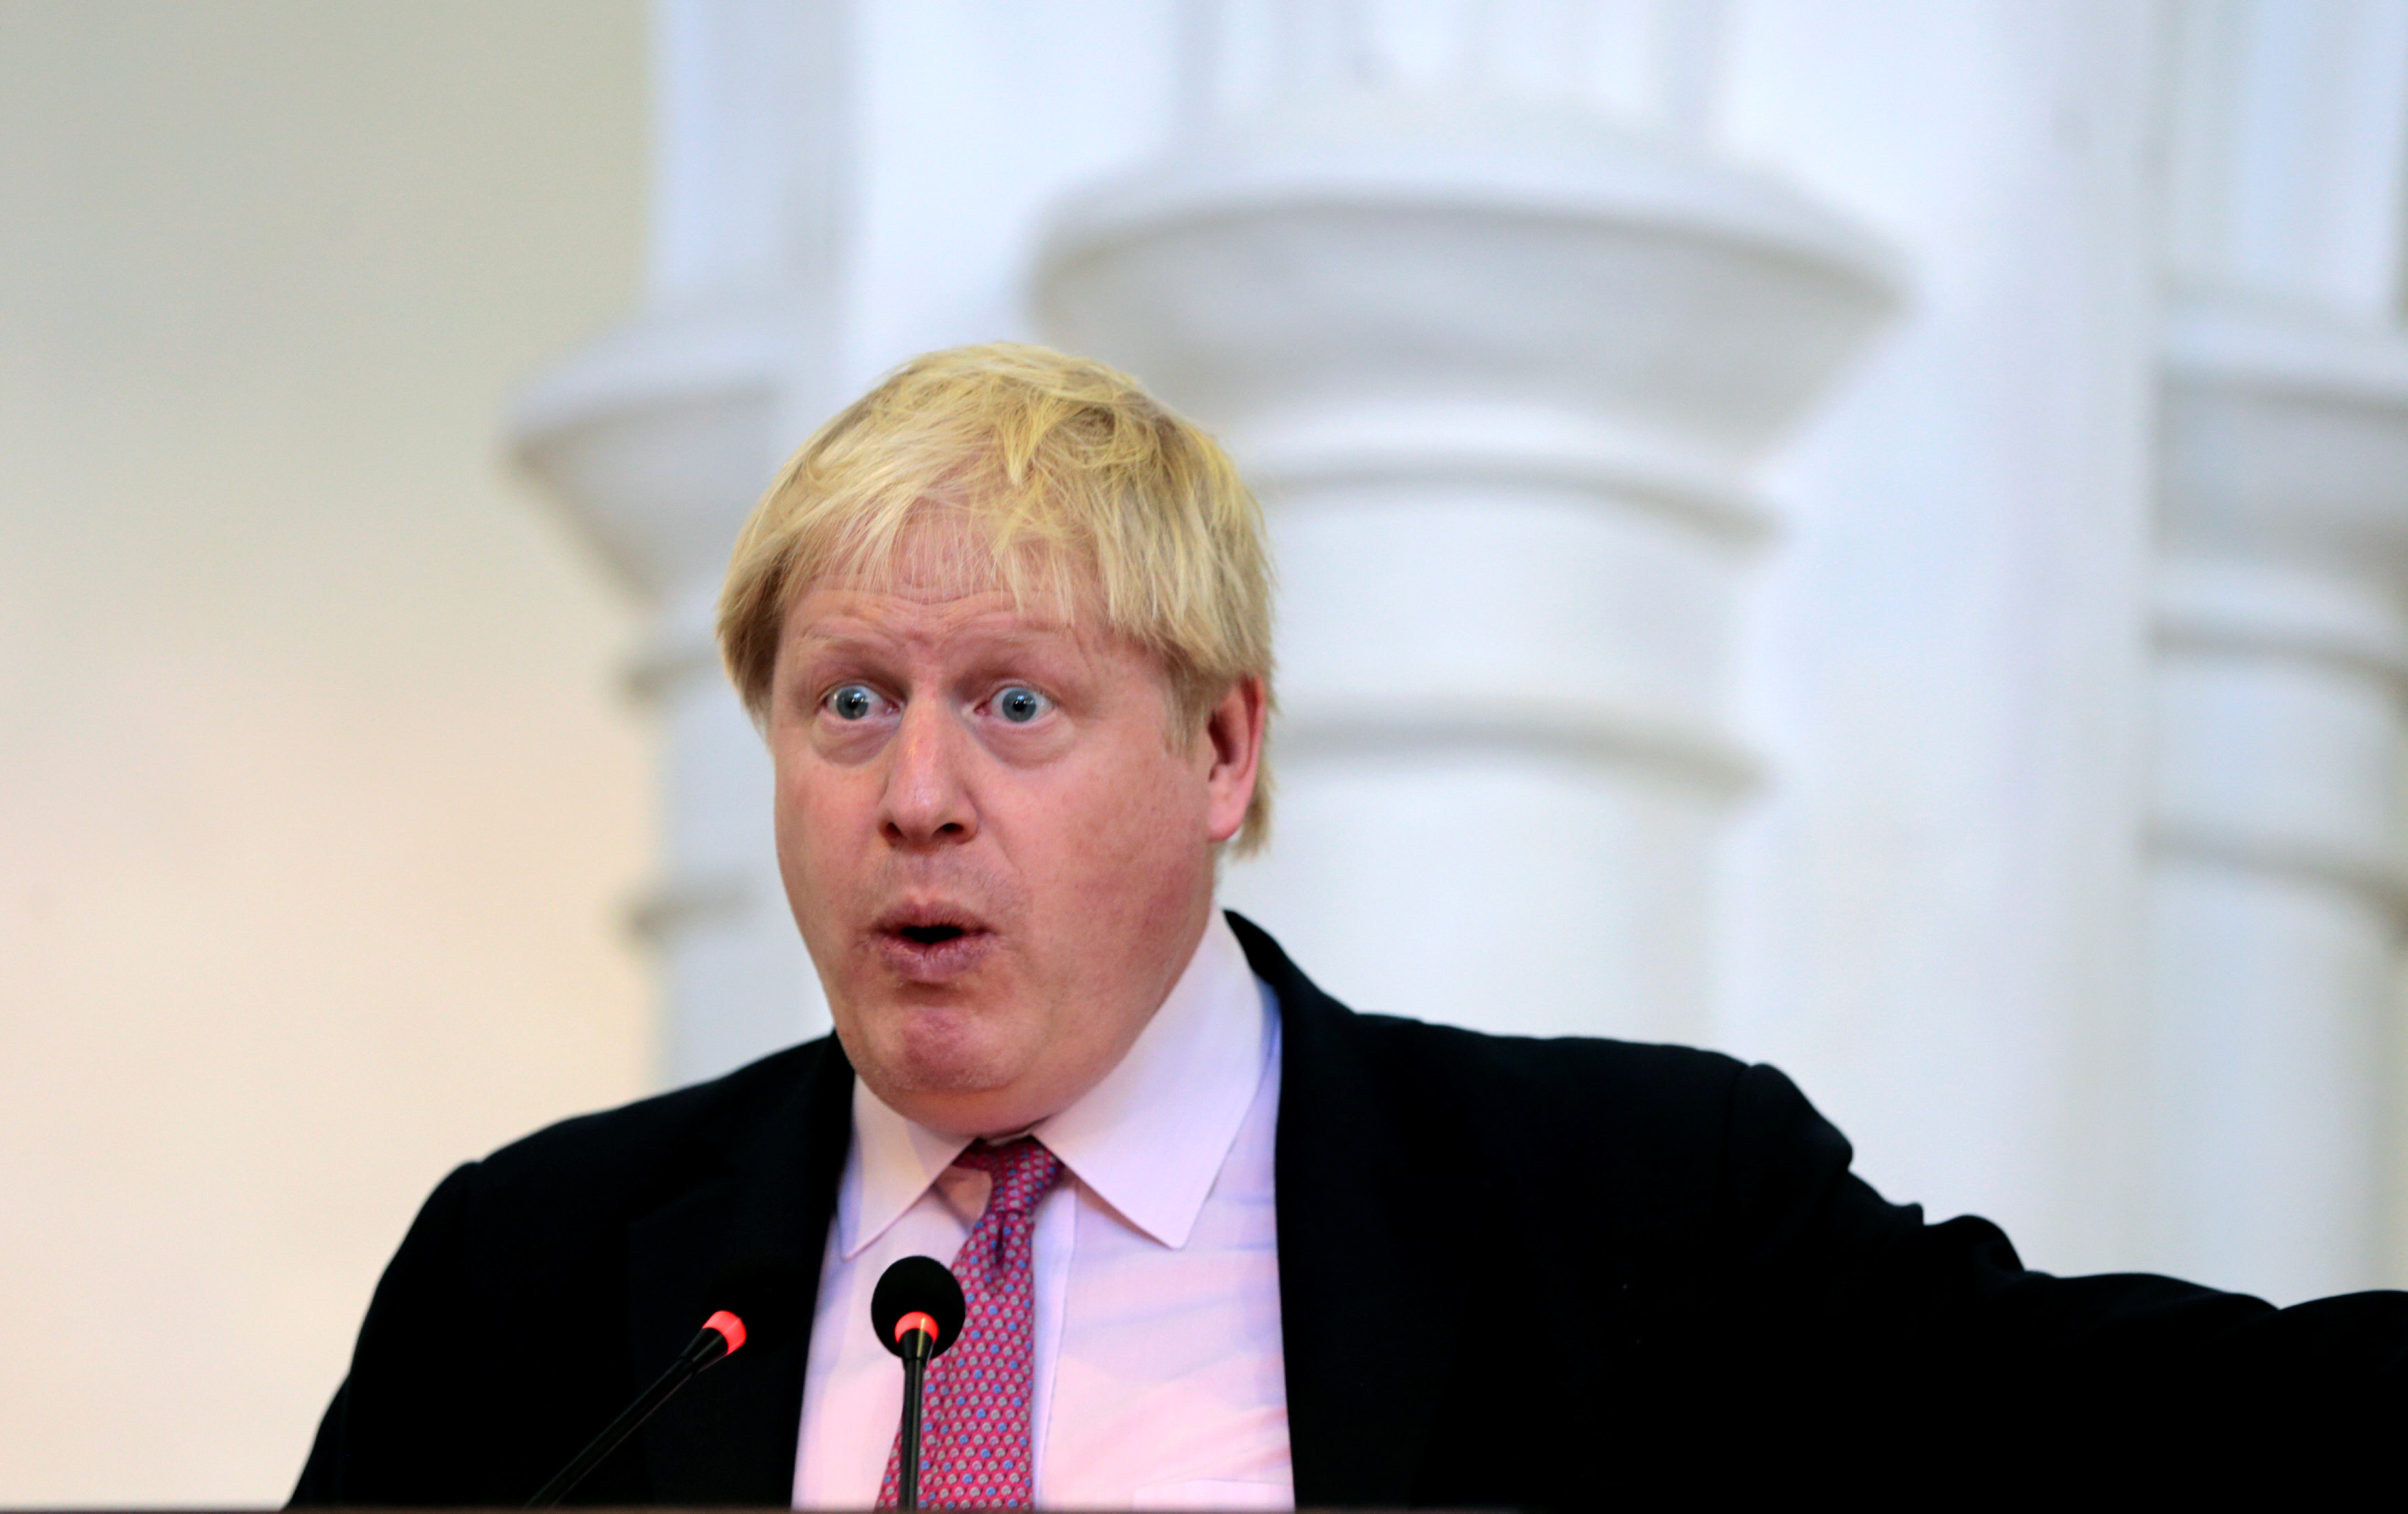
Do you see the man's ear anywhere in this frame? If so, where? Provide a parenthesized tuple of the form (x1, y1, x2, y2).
(1201, 675, 1267, 845)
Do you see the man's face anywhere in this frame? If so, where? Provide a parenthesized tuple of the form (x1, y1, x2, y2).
(767, 521, 1264, 1138)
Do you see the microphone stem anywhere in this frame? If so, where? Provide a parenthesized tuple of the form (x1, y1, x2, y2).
(525, 1328, 727, 1510)
(899, 1351, 928, 1511)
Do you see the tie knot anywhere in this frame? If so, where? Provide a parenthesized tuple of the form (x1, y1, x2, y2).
(951, 1135, 1062, 1214)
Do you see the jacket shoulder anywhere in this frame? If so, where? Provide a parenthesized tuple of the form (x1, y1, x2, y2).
(1229, 907, 1780, 1167)
(291, 1036, 848, 1506)
(1231, 909, 1861, 1271)
(1340, 1010, 1752, 1140)
(460, 1035, 839, 1229)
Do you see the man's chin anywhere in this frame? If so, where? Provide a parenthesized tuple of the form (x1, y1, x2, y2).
(870, 1063, 1059, 1140)
(886, 1052, 1018, 1098)
(845, 1003, 1024, 1091)
(849, 1022, 1076, 1136)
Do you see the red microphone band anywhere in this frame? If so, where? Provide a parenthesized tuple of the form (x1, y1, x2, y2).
(702, 1309, 748, 1354)
(893, 1310, 940, 1347)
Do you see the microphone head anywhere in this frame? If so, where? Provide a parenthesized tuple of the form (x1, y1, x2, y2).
(872, 1255, 966, 1359)
(706, 1253, 806, 1358)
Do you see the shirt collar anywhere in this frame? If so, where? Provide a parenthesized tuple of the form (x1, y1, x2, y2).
(840, 909, 1271, 1257)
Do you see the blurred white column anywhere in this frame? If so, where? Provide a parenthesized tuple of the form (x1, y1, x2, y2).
(1035, 0, 1896, 1039)
(2150, 0, 2408, 1300)
(508, 0, 844, 1084)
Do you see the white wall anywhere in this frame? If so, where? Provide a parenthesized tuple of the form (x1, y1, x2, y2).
(0, 3, 656, 1502)
(1714, 0, 2165, 1277)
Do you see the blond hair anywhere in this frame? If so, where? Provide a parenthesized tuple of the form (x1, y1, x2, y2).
(717, 343, 1275, 852)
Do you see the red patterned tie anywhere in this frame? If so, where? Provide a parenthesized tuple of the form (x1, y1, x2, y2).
(878, 1136, 1065, 1509)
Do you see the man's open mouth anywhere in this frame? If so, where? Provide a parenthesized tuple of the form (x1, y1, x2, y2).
(872, 909, 996, 981)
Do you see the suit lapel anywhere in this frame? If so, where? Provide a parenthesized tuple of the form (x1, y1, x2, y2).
(1234, 913, 1474, 1508)
(626, 1034, 856, 1505)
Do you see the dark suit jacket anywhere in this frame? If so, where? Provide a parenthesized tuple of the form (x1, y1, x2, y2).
(294, 914, 2407, 1506)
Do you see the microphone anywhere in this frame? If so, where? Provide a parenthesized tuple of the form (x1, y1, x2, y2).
(872, 1256, 967, 1511)
(524, 1257, 801, 1510)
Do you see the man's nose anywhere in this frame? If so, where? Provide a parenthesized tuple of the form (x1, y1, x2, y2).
(879, 699, 978, 846)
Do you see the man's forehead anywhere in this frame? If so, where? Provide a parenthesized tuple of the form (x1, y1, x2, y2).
(780, 562, 1095, 658)
(774, 509, 1139, 666)
(784, 582, 1077, 642)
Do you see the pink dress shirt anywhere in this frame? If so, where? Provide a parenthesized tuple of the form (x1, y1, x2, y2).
(792, 911, 1293, 1509)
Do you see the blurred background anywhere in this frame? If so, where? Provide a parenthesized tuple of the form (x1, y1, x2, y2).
(7, 0, 2408, 1503)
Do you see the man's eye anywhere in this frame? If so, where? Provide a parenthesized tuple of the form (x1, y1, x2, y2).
(994, 686, 1050, 724)
(826, 684, 879, 721)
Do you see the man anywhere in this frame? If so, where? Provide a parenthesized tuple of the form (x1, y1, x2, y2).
(297, 345, 2404, 1508)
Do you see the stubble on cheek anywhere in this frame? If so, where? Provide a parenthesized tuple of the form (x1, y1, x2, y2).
(1021, 756, 1213, 1084)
